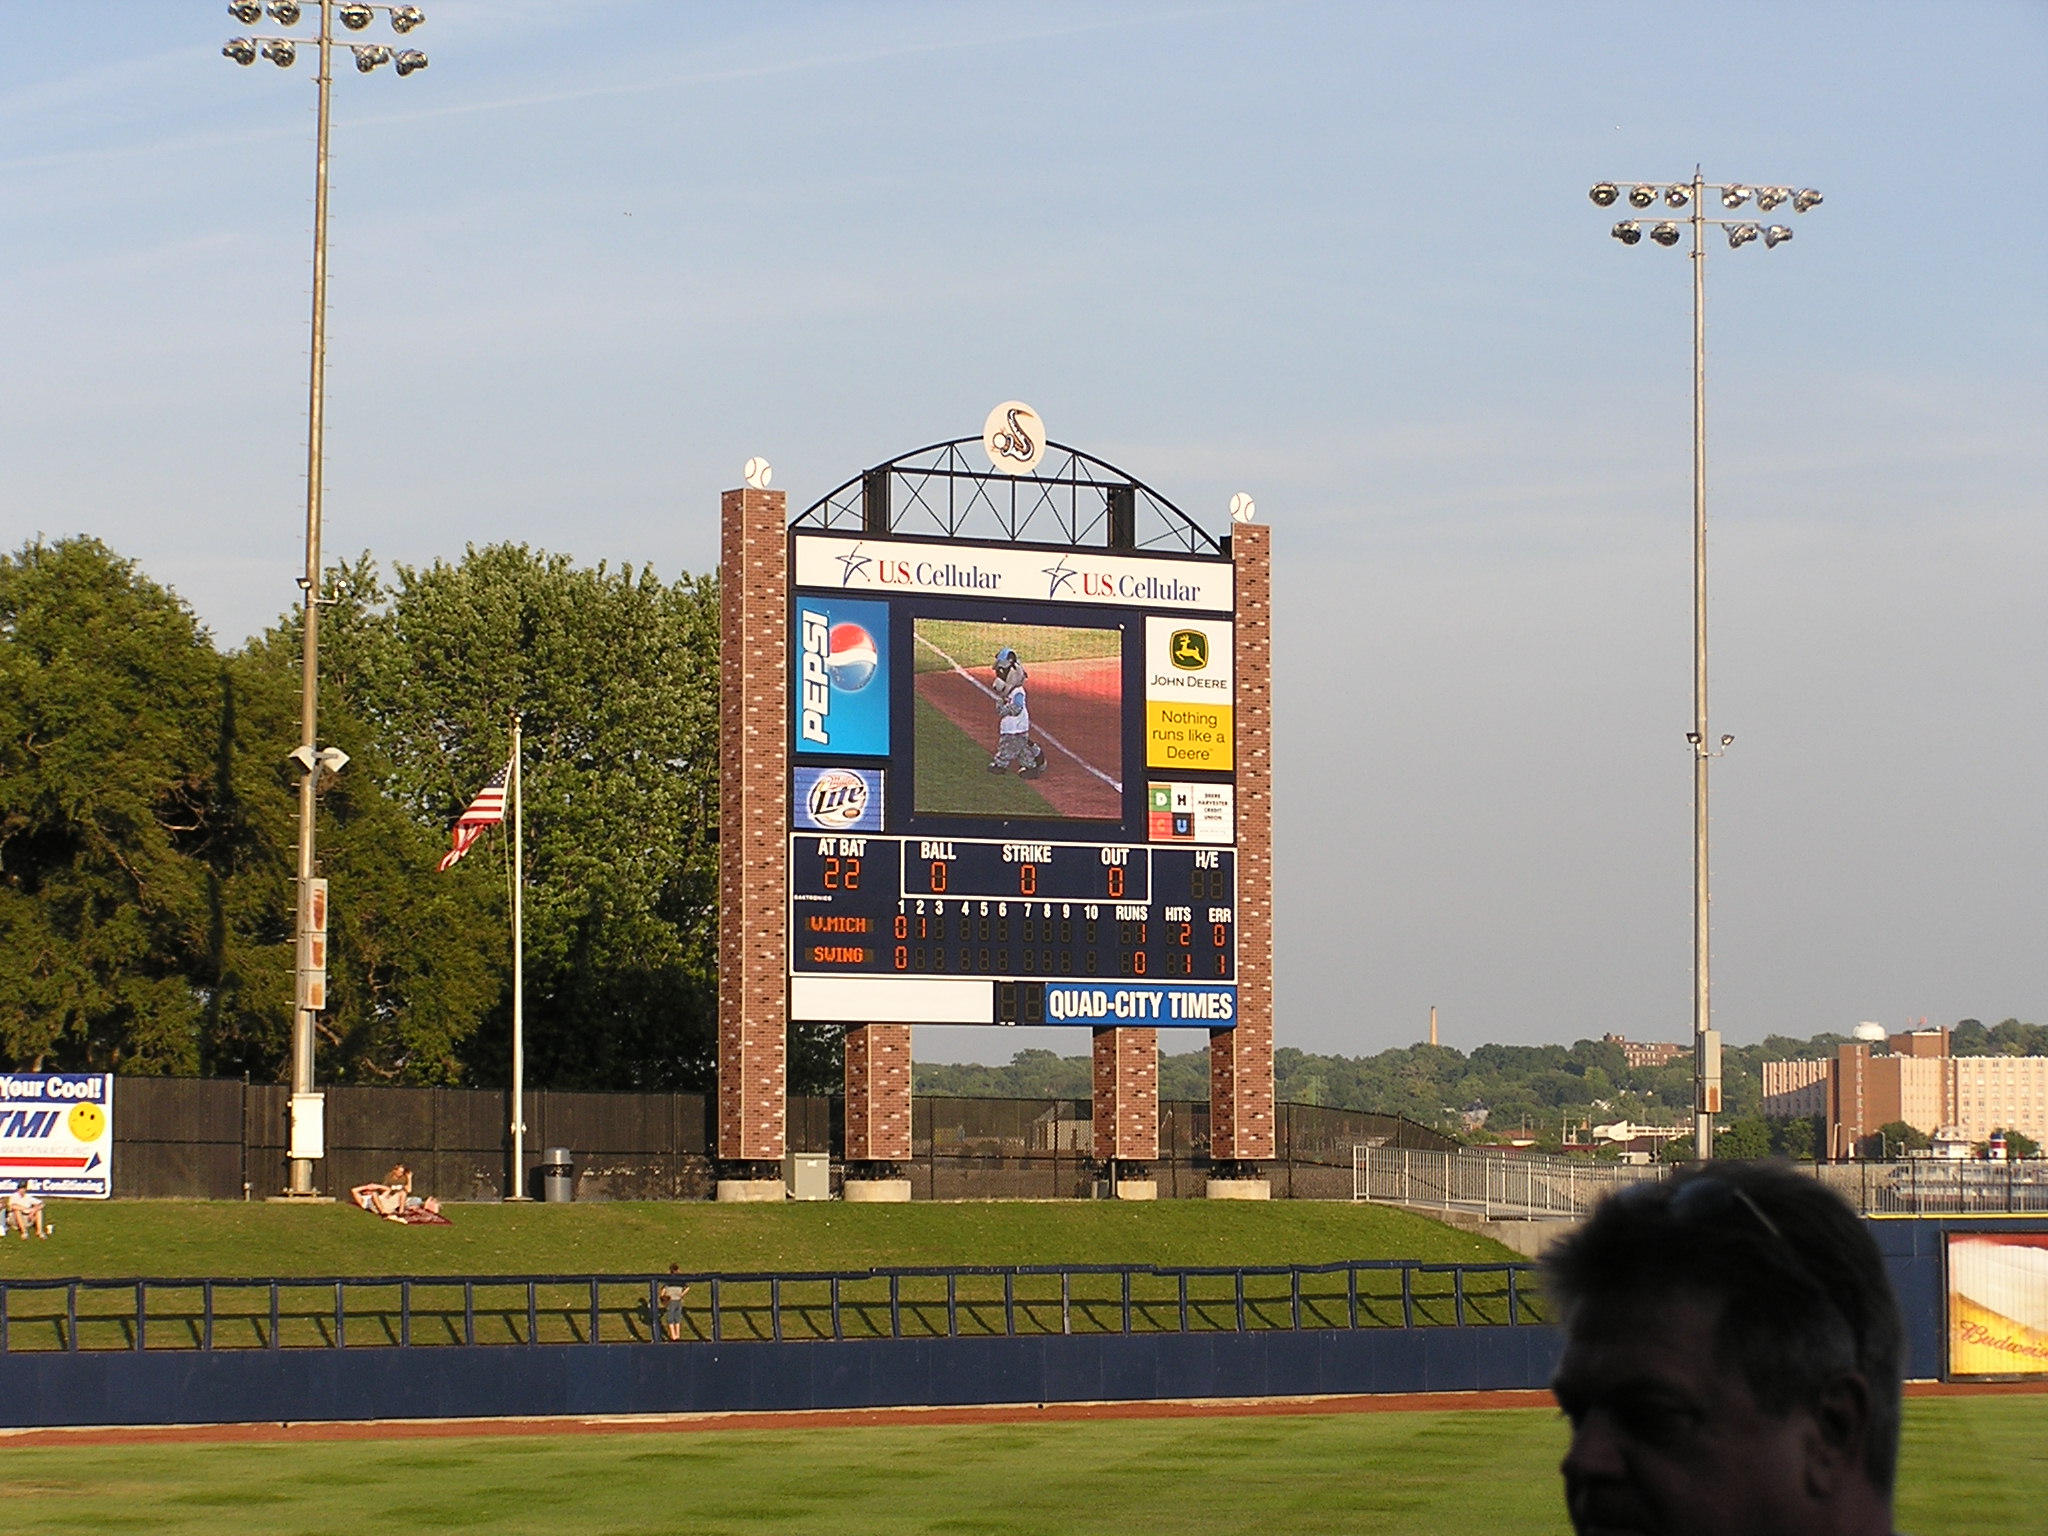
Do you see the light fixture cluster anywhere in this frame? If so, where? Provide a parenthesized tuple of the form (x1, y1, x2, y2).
(1592, 179, 1817, 252)
(224, 0, 427, 74)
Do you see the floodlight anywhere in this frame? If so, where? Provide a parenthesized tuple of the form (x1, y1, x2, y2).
(223, 36, 258, 64)
(1627, 184, 1656, 209)
(390, 6, 426, 32)
(265, 0, 302, 23)
(1757, 187, 1790, 211)
(1650, 221, 1681, 247)
(1611, 221, 1643, 245)
(260, 38, 297, 66)
(227, 1, 262, 22)
(1686, 732, 1702, 745)
(340, 3, 375, 30)
(1720, 185, 1751, 209)
(1589, 183, 1620, 207)
(1719, 734, 1734, 748)
(1764, 225, 1793, 249)
(352, 44, 392, 71)
(393, 49, 429, 75)
(1663, 185, 1690, 209)
(1726, 222, 1759, 248)
(1793, 188, 1823, 213)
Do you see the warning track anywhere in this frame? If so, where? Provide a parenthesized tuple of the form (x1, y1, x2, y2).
(0, 1378, 2034, 1448)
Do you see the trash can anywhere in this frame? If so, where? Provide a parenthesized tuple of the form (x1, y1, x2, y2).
(540, 1147, 575, 1203)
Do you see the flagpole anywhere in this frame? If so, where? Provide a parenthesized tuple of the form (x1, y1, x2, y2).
(509, 713, 528, 1200)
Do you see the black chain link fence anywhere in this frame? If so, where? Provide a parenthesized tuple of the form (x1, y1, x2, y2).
(109, 1078, 1452, 1202)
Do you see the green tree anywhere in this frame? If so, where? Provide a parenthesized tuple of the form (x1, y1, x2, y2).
(1717, 1117, 1773, 1159)
(321, 546, 727, 1090)
(0, 539, 218, 1071)
(1997, 1128, 2041, 1160)
(1864, 1120, 1930, 1159)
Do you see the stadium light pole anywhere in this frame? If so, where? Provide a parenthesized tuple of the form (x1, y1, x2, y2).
(1588, 171, 1821, 1161)
(225, 2, 430, 1196)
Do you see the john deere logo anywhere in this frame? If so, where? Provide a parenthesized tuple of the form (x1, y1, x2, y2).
(1169, 630, 1209, 670)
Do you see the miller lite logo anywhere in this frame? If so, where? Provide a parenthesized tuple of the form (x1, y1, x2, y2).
(806, 770, 870, 829)
(793, 766, 884, 832)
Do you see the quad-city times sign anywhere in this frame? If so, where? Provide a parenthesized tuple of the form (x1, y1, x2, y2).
(788, 532, 1241, 1034)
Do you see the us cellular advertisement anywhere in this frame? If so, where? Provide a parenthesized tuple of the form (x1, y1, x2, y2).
(0, 1073, 113, 1198)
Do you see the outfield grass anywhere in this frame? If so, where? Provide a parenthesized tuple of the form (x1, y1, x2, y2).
(0, 1198, 1516, 1281)
(0, 1396, 2040, 1536)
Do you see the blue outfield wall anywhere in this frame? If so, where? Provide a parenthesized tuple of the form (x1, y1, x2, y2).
(0, 1325, 1566, 1430)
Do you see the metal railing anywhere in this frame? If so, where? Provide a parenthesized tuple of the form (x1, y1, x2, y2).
(1354, 1146, 1657, 1218)
(0, 1260, 1539, 1354)
(1354, 1145, 2048, 1220)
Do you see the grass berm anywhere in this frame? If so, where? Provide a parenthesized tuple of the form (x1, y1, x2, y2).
(0, 1198, 1517, 1280)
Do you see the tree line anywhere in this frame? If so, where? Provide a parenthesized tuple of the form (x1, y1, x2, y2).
(914, 1021, 2047, 1150)
(0, 536, 782, 1090)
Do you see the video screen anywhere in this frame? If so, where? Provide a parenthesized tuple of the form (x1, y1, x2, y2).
(913, 618, 1122, 821)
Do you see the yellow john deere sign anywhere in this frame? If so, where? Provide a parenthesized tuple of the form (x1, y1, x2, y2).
(1144, 618, 1232, 770)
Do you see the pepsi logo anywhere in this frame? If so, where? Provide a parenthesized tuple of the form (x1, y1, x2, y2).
(826, 623, 877, 691)
(807, 769, 871, 828)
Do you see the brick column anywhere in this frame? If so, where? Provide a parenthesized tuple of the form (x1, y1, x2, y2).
(1093, 1027, 1159, 1173)
(717, 487, 788, 1193)
(844, 1022, 913, 1165)
(1210, 521, 1275, 1188)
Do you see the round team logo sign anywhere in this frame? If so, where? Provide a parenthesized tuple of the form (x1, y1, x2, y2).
(806, 769, 871, 829)
(826, 623, 877, 690)
(982, 401, 1046, 475)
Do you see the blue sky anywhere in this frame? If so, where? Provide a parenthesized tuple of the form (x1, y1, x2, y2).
(3, 2, 2042, 1062)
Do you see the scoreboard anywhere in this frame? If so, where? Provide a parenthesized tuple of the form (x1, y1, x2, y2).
(793, 835, 1234, 977)
(786, 529, 1239, 1029)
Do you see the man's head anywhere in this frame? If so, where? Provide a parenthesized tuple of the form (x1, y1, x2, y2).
(1543, 1160, 1904, 1536)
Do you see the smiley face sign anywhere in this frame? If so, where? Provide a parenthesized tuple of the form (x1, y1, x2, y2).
(0, 1073, 113, 1199)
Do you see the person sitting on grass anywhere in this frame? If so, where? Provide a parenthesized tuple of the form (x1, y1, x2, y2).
(658, 1264, 693, 1342)
(5, 1187, 48, 1239)
(349, 1164, 414, 1221)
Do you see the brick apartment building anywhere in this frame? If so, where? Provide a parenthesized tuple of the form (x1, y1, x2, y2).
(1602, 1033, 1687, 1071)
(1761, 1028, 2048, 1158)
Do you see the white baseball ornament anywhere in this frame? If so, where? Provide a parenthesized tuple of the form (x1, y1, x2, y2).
(743, 457, 773, 490)
(1229, 492, 1257, 524)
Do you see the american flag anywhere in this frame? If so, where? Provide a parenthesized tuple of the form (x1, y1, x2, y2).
(437, 761, 512, 872)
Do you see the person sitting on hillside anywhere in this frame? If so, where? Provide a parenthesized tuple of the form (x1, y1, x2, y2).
(350, 1164, 414, 1221)
(5, 1187, 49, 1239)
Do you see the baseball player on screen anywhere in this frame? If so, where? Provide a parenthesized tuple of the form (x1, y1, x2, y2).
(987, 647, 1048, 779)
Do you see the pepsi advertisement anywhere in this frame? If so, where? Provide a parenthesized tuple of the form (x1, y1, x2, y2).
(794, 598, 890, 757)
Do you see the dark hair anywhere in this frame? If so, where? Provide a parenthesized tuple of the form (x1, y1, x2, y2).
(1542, 1160, 1905, 1491)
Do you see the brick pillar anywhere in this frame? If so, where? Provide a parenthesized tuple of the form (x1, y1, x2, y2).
(717, 487, 788, 1189)
(844, 1023, 912, 1164)
(1211, 521, 1275, 1181)
(1093, 1027, 1159, 1166)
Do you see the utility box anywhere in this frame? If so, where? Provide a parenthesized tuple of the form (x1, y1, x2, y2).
(288, 1092, 325, 1161)
(782, 1152, 829, 1201)
(539, 1147, 575, 1203)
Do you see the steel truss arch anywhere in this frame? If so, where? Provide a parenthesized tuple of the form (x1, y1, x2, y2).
(793, 439, 1224, 556)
